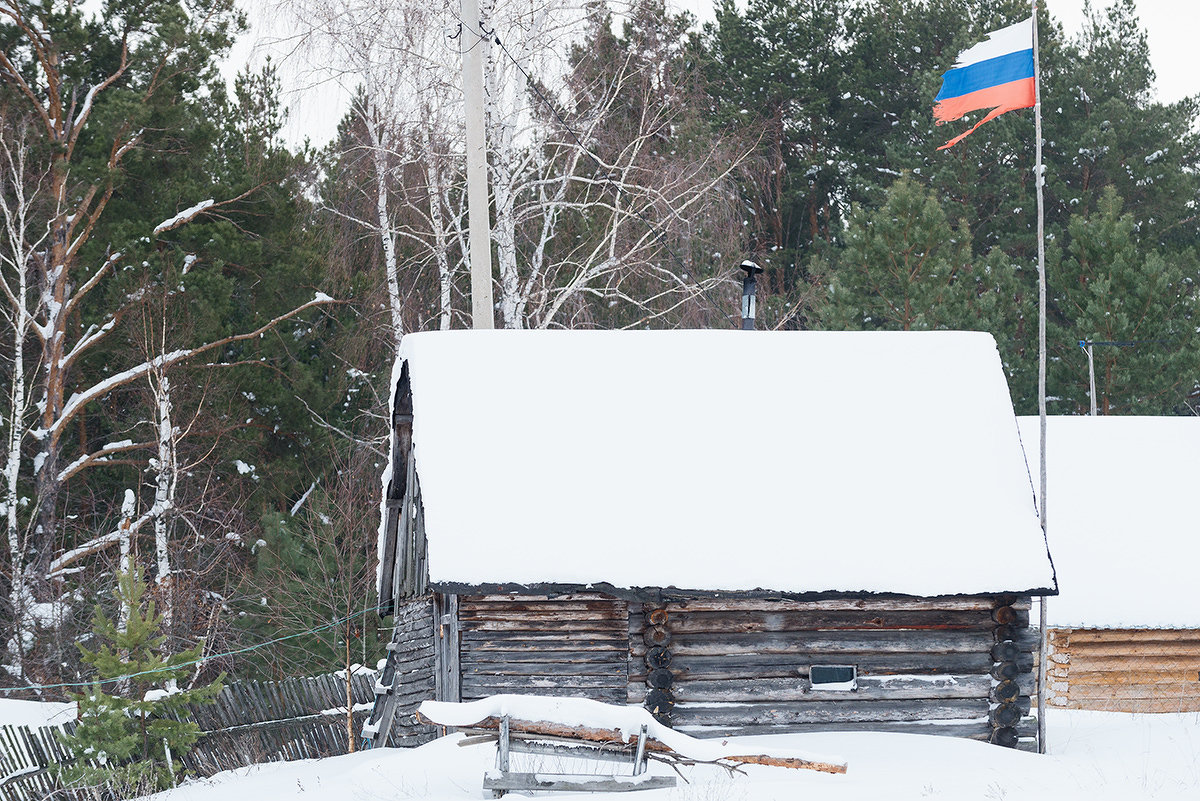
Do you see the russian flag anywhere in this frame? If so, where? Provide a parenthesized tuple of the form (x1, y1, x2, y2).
(934, 18, 1036, 150)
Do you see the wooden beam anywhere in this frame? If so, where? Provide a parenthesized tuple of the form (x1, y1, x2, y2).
(510, 738, 639, 765)
(634, 630, 998, 656)
(670, 674, 991, 703)
(482, 773, 677, 792)
(642, 609, 996, 633)
(1055, 628, 1200, 644)
(434, 593, 461, 703)
(669, 698, 989, 727)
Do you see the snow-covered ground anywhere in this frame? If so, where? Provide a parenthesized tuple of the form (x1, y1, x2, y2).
(141, 709, 1200, 801)
(0, 697, 76, 728)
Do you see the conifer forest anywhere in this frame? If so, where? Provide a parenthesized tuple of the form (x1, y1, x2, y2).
(1, 0, 1197, 695)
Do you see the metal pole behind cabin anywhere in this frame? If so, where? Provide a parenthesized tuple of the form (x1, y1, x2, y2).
(740, 260, 763, 330)
(1080, 340, 1098, 416)
(1033, 0, 1050, 756)
(462, 0, 495, 330)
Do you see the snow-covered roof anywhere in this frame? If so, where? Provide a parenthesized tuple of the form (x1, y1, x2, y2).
(391, 330, 1054, 598)
(1017, 415, 1200, 629)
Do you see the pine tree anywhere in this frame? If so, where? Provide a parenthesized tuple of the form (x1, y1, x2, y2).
(240, 447, 385, 680)
(699, 0, 850, 302)
(820, 177, 1024, 319)
(0, 0, 337, 680)
(1047, 187, 1199, 414)
(1043, 0, 1200, 252)
(59, 558, 223, 795)
(816, 176, 1035, 392)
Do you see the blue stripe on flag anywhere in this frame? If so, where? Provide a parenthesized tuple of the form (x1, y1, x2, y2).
(935, 49, 1035, 102)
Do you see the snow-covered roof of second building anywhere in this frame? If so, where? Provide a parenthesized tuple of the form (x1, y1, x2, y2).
(397, 330, 1054, 597)
(1017, 415, 1200, 629)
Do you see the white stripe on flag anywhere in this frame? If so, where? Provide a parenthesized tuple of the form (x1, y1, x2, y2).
(952, 17, 1034, 68)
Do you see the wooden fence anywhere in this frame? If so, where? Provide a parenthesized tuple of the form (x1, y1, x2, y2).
(0, 670, 379, 801)
(0, 719, 82, 801)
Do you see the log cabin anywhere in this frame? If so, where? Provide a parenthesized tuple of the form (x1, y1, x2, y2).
(1017, 416, 1200, 713)
(365, 330, 1057, 752)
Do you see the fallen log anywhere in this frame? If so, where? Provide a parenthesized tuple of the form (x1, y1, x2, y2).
(715, 752, 845, 772)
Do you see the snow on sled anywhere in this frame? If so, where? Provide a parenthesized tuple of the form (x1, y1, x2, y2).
(418, 695, 847, 795)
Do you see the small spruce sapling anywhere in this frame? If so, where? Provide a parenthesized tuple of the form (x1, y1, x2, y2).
(59, 557, 223, 794)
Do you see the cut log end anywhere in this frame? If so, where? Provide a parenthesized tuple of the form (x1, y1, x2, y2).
(645, 646, 672, 669)
(644, 688, 676, 715)
(643, 626, 672, 647)
(647, 668, 674, 689)
(989, 727, 1019, 748)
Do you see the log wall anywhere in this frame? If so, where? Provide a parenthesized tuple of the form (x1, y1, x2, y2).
(458, 595, 630, 704)
(1046, 627, 1200, 713)
(628, 596, 1039, 747)
(441, 593, 1040, 748)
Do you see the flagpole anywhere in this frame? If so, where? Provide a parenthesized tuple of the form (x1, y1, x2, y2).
(1032, 0, 1049, 756)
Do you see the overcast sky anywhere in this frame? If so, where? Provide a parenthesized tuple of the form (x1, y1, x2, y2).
(1044, 0, 1193, 103)
(225, 1, 1198, 148)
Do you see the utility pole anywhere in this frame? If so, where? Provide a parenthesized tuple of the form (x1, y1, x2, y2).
(462, 0, 494, 329)
(1079, 340, 1098, 416)
(1076, 339, 1146, 416)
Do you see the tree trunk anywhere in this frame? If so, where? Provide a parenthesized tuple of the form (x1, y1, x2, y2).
(31, 184, 71, 601)
(481, 0, 523, 329)
(420, 125, 454, 331)
(1, 142, 34, 676)
(366, 107, 404, 344)
(421, 714, 847, 774)
(345, 625, 356, 752)
(150, 372, 177, 629)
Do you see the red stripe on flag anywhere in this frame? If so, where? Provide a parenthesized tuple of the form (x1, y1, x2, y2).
(933, 77, 1036, 124)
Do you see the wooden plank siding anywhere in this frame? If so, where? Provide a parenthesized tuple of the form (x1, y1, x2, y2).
(458, 595, 630, 704)
(628, 597, 1038, 744)
(1046, 628, 1200, 713)
(363, 597, 438, 747)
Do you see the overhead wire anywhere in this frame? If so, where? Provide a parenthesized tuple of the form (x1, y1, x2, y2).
(0, 602, 390, 695)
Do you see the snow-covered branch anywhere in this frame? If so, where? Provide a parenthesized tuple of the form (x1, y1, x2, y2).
(46, 512, 152, 579)
(153, 199, 214, 235)
(48, 293, 338, 440)
(56, 438, 154, 484)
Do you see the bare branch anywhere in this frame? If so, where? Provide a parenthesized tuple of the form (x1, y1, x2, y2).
(49, 294, 338, 440)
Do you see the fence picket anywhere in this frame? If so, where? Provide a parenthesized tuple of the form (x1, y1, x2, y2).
(0, 670, 386, 801)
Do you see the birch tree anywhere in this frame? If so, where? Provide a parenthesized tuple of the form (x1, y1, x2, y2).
(0, 111, 45, 677)
(294, 0, 748, 336)
(476, 0, 746, 328)
(0, 0, 335, 678)
(287, 0, 464, 343)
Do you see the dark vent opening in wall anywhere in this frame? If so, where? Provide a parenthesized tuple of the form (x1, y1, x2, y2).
(810, 664, 857, 690)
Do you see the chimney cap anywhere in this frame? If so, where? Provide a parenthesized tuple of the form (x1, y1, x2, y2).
(740, 260, 763, 275)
